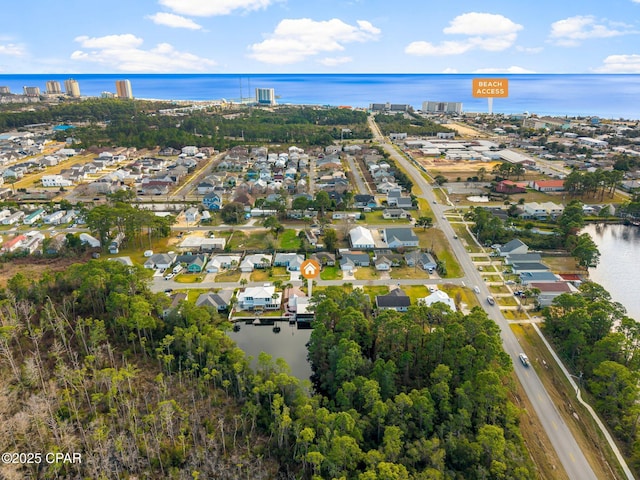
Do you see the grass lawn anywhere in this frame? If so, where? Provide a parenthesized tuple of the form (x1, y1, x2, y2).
(180, 288, 210, 303)
(451, 224, 482, 252)
(228, 231, 273, 250)
(403, 285, 429, 304)
(489, 285, 511, 294)
(270, 266, 289, 278)
(250, 269, 270, 282)
(541, 255, 584, 273)
(440, 284, 479, 310)
(320, 266, 342, 280)
(497, 296, 519, 307)
(416, 198, 433, 217)
(482, 274, 502, 282)
(173, 273, 204, 283)
(502, 310, 530, 321)
(414, 228, 463, 278)
(362, 285, 389, 301)
(354, 267, 381, 280)
(390, 266, 429, 280)
(364, 211, 411, 224)
(278, 229, 301, 250)
(108, 236, 171, 266)
(215, 270, 241, 282)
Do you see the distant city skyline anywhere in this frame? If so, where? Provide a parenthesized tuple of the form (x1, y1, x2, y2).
(1, 1, 639, 74)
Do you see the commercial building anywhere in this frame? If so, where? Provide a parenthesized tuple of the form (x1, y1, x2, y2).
(422, 101, 463, 114)
(46, 81, 62, 95)
(64, 78, 81, 97)
(115, 80, 133, 99)
(255, 88, 276, 105)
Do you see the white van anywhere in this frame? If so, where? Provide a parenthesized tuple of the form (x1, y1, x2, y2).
(473, 286, 480, 294)
(172, 264, 183, 274)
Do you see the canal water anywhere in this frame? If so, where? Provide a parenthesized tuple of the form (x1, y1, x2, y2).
(228, 321, 313, 381)
(584, 223, 640, 321)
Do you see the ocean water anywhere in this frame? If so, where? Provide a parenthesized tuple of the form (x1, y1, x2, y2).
(1, 73, 639, 120)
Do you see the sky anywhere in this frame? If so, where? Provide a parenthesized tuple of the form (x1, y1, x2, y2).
(1, 0, 640, 74)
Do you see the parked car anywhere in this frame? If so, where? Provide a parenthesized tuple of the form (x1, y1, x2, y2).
(164, 273, 175, 280)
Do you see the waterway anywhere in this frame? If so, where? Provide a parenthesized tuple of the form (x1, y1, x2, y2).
(584, 223, 640, 321)
(228, 321, 313, 381)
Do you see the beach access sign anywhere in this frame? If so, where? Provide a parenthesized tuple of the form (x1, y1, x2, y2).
(472, 78, 509, 98)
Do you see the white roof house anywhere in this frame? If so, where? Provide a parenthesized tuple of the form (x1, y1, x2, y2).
(419, 290, 457, 311)
(237, 285, 281, 310)
(349, 226, 375, 249)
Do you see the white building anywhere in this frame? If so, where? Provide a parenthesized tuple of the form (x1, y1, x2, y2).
(349, 226, 375, 249)
(237, 285, 281, 310)
(42, 175, 73, 187)
(419, 290, 457, 311)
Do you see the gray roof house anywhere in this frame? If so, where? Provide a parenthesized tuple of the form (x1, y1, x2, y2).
(273, 252, 305, 271)
(144, 253, 177, 270)
(404, 251, 437, 271)
(375, 288, 411, 312)
(384, 228, 419, 249)
(498, 239, 528, 257)
(339, 252, 370, 271)
(196, 290, 234, 311)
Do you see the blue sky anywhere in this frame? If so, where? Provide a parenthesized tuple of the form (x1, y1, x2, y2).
(1, 0, 640, 74)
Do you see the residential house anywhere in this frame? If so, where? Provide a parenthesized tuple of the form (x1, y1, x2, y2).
(419, 290, 457, 311)
(349, 226, 375, 249)
(522, 202, 564, 220)
(354, 194, 377, 209)
(240, 254, 273, 272)
(23, 208, 45, 225)
(2, 211, 24, 225)
(202, 192, 222, 210)
(504, 253, 542, 265)
(42, 174, 73, 187)
(21, 232, 44, 254)
(519, 271, 560, 285)
(382, 208, 409, 220)
(237, 285, 281, 311)
(196, 181, 215, 195)
(184, 207, 200, 224)
(339, 252, 370, 271)
(509, 262, 550, 274)
(207, 254, 241, 273)
(497, 239, 528, 257)
(374, 256, 393, 271)
(1, 234, 26, 253)
(144, 253, 177, 270)
(529, 282, 575, 307)
(404, 251, 437, 272)
(43, 210, 66, 225)
(163, 293, 188, 319)
(384, 228, 419, 249)
(196, 290, 234, 311)
(176, 254, 208, 273)
(375, 288, 411, 312)
(45, 234, 66, 255)
(310, 252, 336, 266)
(273, 252, 305, 272)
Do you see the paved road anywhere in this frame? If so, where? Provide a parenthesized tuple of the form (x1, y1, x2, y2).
(368, 114, 598, 480)
(344, 154, 369, 195)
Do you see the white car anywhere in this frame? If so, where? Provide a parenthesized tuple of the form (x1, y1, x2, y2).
(164, 273, 175, 280)
(519, 353, 530, 367)
(473, 286, 480, 294)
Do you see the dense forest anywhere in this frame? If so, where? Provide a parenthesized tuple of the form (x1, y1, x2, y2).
(375, 112, 454, 137)
(543, 282, 640, 473)
(0, 262, 536, 479)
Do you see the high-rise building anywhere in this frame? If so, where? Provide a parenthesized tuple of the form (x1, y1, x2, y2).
(255, 88, 276, 105)
(0, 86, 10, 94)
(64, 78, 81, 97)
(46, 81, 62, 95)
(23, 86, 41, 96)
(422, 101, 463, 114)
(115, 80, 133, 99)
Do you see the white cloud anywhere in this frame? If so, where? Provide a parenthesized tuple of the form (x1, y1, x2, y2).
(75, 34, 143, 50)
(594, 54, 640, 73)
(441, 68, 458, 73)
(248, 18, 380, 64)
(147, 12, 203, 30)
(473, 66, 536, 73)
(443, 12, 523, 36)
(405, 12, 522, 57)
(158, 0, 274, 17)
(516, 46, 543, 54)
(549, 16, 636, 46)
(0, 43, 26, 57)
(318, 56, 352, 66)
(71, 34, 216, 72)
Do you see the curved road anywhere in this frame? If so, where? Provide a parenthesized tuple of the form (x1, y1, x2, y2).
(368, 115, 598, 480)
